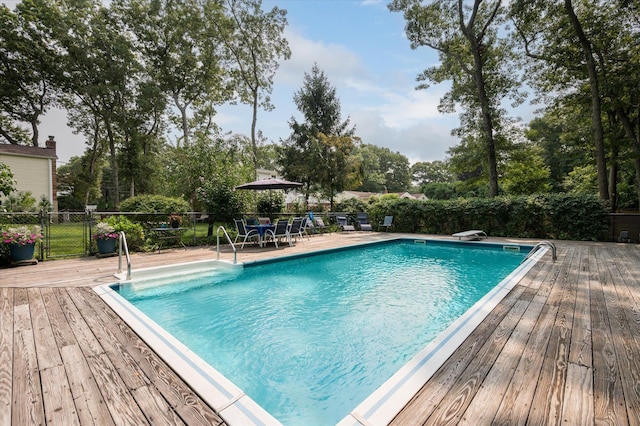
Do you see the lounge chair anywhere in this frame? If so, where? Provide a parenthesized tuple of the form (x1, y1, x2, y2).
(356, 212, 372, 231)
(618, 230, 631, 243)
(314, 217, 330, 234)
(378, 215, 394, 232)
(288, 217, 309, 243)
(452, 230, 487, 241)
(337, 216, 355, 232)
(265, 219, 291, 248)
(233, 219, 260, 248)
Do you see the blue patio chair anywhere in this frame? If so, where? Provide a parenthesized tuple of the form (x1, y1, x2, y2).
(288, 217, 309, 243)
(233, 219, 259, 249)
(356, 212, 372, 231)
(337, 216, 355, 232)
(265, 219, 291, 248)
(378, 216, 394, 232)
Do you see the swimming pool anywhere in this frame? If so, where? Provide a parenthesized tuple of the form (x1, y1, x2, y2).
(96, 238, 542, 425)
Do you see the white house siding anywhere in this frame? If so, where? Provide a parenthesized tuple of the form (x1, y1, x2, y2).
(0, 139, 57, 211)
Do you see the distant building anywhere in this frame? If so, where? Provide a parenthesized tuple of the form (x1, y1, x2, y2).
(0, 136, 58, 212)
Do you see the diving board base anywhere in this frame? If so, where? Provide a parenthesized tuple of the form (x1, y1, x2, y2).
(452, 230, 487, 241)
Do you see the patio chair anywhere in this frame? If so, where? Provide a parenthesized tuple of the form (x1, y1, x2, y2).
(288, 217, 309, 243)
(314, 217, 330, 234)
(265, 219, 291, 248)
(246, 217, 259, 226)
(618, 230, 631, 243)
(337, 216, 355, 232)
(378, 215, 394, 232)
(233, 219, 259, 249)
(356, 212, 372, 231)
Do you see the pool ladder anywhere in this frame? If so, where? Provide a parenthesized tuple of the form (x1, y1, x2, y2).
(117, 231, 132, 280)
(523, 240, 557, 263)
(217, 226, 237, 264)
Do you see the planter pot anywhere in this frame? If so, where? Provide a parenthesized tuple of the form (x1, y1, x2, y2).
(9, 243, 35, 261)
(97, 238, 116, 254)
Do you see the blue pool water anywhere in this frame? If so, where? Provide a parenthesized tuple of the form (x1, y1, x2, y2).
(117, 240, 526, 425)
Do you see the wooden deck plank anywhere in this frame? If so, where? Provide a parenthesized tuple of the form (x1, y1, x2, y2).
(84, 352, 150, 425)
(424, 298, 531, 425)
(12, 301, 45, 425)
(528, 245, 580, 424)
(599, 247, 640, 425)
(0, 288, 13, 426)
(131, 385, 186, 426)
(590, 246, 628, 425)
(40, 364, 80, 425)
(75, 288, 226, 425)
(28, 288, 63, 370)
(59, 344, 115, 426)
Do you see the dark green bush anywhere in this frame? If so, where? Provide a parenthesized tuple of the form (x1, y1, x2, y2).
(366, 194, 609, 241)
(119, 195, 190, 222)
(105, 215, 145, 250)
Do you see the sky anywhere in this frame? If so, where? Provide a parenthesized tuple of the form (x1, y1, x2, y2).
(4, 0, 532, 166)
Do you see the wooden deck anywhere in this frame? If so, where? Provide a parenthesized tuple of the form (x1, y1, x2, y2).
(1, 234, 640, 425)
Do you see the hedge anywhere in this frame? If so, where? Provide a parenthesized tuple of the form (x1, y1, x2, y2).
(366, 194, 609, 241)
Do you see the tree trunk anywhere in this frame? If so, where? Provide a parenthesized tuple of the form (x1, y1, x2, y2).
(564, 0, 609, 201)
(251, 89, 259, 176)
(105, 118, 120, 209)
(175, 94, 189, 148)
(616, 107, 640, 211)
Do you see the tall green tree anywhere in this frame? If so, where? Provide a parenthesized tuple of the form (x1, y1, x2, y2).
(354, 144, 411, 192)
(411, 160, 452, 186)
(115, 0, 230, 148)
(278, 64, 356, 205)
(220, 0, 290, 173)
(389, 0, 523, 197)
(0, 1, 64, 145)
(0, 161, 15, 197)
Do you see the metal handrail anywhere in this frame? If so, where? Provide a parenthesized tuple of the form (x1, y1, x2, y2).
(118, 231, 132, 280)
(524, 240, 557, 263)
(217, 226, 237, 264)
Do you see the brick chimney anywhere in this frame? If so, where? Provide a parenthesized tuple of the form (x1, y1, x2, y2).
(46, 135, 58, 212)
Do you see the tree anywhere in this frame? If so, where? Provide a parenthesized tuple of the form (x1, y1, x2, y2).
(116, 0, 230, 148)
(0, 161, 15, 197)
(502, 144, 551, 195)
(221, 0, 290, 173)
(411, 160, 452, 186)
(278, 64, 356, 205)
(0, 1, 64, 145)
(57, 154, 105, 207)
(389, 0, 523, 197)
(354, 144, 411, 192)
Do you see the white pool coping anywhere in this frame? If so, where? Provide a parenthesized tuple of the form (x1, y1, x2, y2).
(95, 242, 546, 426)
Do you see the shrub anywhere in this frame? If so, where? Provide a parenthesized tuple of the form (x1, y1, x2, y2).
(119, 194, 189, 214)
(105, 215, 145, 250)
(366, 194, 609, 241)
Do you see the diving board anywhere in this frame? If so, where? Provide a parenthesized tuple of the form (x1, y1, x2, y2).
(452, 230, 487, 240)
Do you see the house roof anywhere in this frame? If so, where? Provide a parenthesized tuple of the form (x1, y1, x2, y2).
(0, 143, 57, 160)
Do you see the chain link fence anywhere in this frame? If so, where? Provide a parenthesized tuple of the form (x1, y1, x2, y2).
(1, 211, 212, 265)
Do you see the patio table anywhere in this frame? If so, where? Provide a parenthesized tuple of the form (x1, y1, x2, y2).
(246, 224, 276, 247)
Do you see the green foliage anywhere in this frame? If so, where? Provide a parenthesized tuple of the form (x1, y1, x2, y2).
(119, 195, 190, 221)
(105, 215, 145, 250)
(334, 198, 368, 214)
(366, 194, 609, 241)
(4, 191, 37, 212)
(0, 161, 15, 197)
(256, 192, 283, 217)
(196, 182, 244, 225)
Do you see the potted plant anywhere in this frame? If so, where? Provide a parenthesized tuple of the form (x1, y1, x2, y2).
(169, 214, 183, 228)
(93, 222, 119, 254)
(1, 225, 43, 262)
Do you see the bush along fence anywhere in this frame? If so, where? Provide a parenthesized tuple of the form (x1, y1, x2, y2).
(366, 194, 611, 241)
(0, 194, 615, 265)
